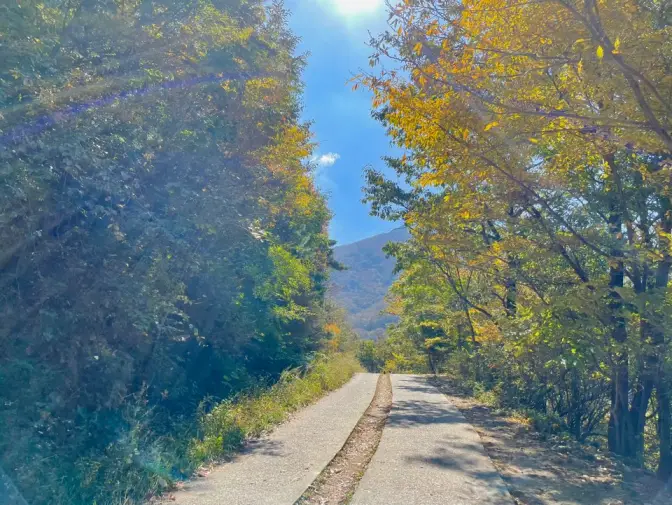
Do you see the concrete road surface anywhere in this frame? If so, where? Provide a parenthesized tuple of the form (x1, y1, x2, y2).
(171, 373, 378, 505)
(351, 374, 513, 505)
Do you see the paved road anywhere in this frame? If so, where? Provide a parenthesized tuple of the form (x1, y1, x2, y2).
(171, 373, 378, 505)
(351, 375, 513, 505)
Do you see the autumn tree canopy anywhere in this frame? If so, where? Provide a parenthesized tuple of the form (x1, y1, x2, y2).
(362, 0, 672, 477)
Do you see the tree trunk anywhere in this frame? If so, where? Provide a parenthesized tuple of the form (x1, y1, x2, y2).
(569, 371, 583, 440)
(464, 306, 481, 381)
(658, 376, 672, 479)
(504, 254, 519, 318)
(606, 164, 632, 456)
(427, 351, 437, 375)
(630, 379, 654, 462)
(655, 207, 672, 477)
(609, 352, 631, 456)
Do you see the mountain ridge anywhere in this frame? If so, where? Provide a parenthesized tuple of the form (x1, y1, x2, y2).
(329, 227, 409, 340)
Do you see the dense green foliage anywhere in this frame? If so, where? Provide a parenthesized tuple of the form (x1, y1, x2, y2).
(361, 0, 672, 479)
(0, 1, 344, 503)
(330, 227, 408, 340)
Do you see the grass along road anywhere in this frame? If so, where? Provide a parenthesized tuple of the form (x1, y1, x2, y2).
(165, 373, 378, 505)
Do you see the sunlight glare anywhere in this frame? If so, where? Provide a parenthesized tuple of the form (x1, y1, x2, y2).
(332, 0, 383, 16)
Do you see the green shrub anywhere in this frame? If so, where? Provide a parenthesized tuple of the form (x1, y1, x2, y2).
(524, 410, 567, 438)
(473, 382, 501, 408)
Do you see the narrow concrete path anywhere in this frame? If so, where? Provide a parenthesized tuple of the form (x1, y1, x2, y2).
(171, 373, 378, 505)
(351, 375, 513, 505)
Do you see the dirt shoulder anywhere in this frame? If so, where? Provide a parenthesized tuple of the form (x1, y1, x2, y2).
(433, 377, 671, 505)
(295, 374, 392, 505)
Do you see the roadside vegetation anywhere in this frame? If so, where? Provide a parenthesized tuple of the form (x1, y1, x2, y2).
(359, 0, 672, 480)
(0, 1, 354, 504)
(191, 352, 362, 465)
(435, 377, 670, 505)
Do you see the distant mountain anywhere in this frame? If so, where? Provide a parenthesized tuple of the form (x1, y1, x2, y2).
(329, 227, 409, 340)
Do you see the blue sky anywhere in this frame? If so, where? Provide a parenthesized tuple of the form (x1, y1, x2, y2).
(285, 0, 399, 245)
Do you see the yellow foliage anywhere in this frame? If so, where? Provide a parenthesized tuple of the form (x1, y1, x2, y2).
(323, 323, 342, 336)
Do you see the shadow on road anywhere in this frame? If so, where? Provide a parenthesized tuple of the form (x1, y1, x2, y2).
(387, 399, 464, 428)
(241, 438, 285, 457)
(388, 377, 464, 428)
(432, 377, 672, 505)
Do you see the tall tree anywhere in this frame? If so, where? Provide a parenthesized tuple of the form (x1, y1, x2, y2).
(363, 0, 671, 476)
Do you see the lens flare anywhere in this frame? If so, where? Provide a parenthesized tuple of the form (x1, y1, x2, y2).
(332, 0, 382, 15)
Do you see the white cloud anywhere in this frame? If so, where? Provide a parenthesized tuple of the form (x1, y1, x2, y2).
(313, 152, 341, 167)
(310, 152, 341, 194)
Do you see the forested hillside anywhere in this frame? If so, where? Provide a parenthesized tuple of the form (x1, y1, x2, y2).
(330, 227, 408, 340)
(360, 0, 672, 480)
(0, 1, 344, 504)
